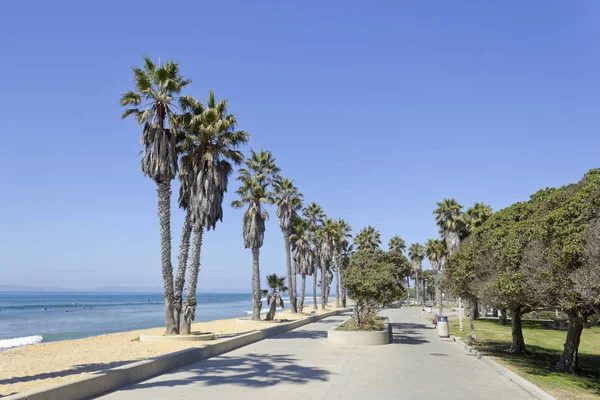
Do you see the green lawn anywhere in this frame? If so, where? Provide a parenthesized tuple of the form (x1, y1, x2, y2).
(446, 317, 600, 400)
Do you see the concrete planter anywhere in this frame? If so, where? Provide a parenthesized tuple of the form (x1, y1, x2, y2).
(140, 332, 215, 342)
(327, 319, 391, 346)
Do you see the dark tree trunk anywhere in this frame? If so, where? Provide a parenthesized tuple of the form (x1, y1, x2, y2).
(251, 247, 262, 321)
(509, 306, 527, 353)
(341, 271, 347, 308)
(472, 300, 480, 319)
(320, 263, 327, 310)
(157, 180, 177, 335)
(436, 282, 443, 315)
(174, 211, 193, 332)
(265, 295, 277, 321)
(406, 276, 410, 302)
(335, 259, 341, 308)
(557, 310, 585, 372)
(313, 270, 318, 310)
(299, 273, 307, 313)
(282, 231, 297, 313)
(415, 271, 420, 305)
(181, 225, 203, 335)
(469, 301, 476, 336)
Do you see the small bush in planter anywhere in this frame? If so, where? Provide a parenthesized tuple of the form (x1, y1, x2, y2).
(343, 250, 406, 330)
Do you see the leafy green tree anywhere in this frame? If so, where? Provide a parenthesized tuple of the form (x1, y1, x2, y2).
(426, 238, 446, 314)
(262, 274, 288, 321)
(303, 202, 325, 310)
(175, 92, 248, 333)
(408, 243, 425, 304)
(231, 149, 279, 320)
(354, 226, 382, 251)
(121, 56, 191, 335)
(273, 178, 303, 313)
(344, 250, 406, 328)
(290, 218, 314, 313)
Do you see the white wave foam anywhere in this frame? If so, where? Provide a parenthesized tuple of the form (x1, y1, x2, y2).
(0, 335, 43, 350)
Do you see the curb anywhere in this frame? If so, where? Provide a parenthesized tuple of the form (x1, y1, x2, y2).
(5, 308, 352, 400)
(449, 335, 557, 400)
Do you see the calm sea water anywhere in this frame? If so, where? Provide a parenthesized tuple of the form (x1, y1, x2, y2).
(0, 292, 314, 350)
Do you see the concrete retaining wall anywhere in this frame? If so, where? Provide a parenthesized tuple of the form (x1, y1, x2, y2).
(327, 320, 391, 346)
(5, 308, 351, 400)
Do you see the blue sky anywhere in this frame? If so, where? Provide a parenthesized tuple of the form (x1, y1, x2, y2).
(1, 1, 598, 292)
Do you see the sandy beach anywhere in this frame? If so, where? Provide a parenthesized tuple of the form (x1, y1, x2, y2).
(0, 305, 346, 397)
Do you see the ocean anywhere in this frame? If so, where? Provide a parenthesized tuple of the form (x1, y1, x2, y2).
(0, 292, 316, 351)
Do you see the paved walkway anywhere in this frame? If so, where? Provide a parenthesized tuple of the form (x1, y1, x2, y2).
(97, 307, 535, 399)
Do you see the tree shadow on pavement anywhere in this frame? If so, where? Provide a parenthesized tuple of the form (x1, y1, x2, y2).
(390, 323, 430, 345)
(119, 353, 331, 390)
(271, 330, 327, 339)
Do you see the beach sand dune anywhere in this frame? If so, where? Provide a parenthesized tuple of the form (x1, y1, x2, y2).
(0, 306, 343, 396)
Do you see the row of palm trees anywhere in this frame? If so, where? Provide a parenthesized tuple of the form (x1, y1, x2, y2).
(121, 57, 359, 330)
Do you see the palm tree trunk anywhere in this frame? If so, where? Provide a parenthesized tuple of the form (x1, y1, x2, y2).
(181, 225, 203, 334)
(174, 211, 193, 332)
(415, 272, 420, 306)
(157, 180, 177, 335)
(291, 266, 297, 312)
(335, 259, 341, 308)
(265, 297, 277, 321)
(313, 271, 318, 310)
(341, 269, 346, 308)
(436, 281, 443, 315)
(406, 276, 410, 303)
(283, 231, 297, 313)
(320, 263, 327, 310)
(251, 247, 262, 321)
(299, 273, 306, 313)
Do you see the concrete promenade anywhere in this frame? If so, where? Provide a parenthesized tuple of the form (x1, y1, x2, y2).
(97, 307, 536, 399)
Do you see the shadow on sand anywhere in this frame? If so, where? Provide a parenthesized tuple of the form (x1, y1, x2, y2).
(117, 353, 330, 391)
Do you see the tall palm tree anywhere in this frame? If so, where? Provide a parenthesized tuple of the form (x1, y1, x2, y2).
(333, 219, 352, 308)
(408, 243, 425, 305)
(303, 202, 325, 310)
(290, 218, 314, 313)
(389, 235, 408, 302)
(465, 202, 493, 230)
(273, 178, 303, 313)
(337, 241, 353, 308)
(176, 92, 249, 333)
(388, 235, 407, 253)
(262, 274, 287, 321)
(121, 56, 191, 335)
(232, 149, 279, 320)
(426, 238, 446, 315)
(318, 218, 337, 309)
(354, 226, 382, 250)
(433, 198, 464, 254)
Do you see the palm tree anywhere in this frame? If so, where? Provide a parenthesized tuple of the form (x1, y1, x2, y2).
(232, 149, 279, 320)
(176, 92, 249, 333)
(273, 178, 303, 313)
(433, 198, 464, 254)
(389, 235, 408, 302)
(337, 241, 353, 308)
(333, 219, 352, 308)
(262, 274, 287, 321)
(354, 226, 382, 251)
(290, 218, 314, 313)
(121, 56, 191, 335)
(388, 235, 407, 253)
(303, 202, 325, 310)
(318, 218, 337, 309)
(465, 202, 493, 230)
(426, 238, 446, 315)
(408, 243, 425, 305)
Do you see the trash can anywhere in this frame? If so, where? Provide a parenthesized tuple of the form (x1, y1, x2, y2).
(437, 316, 449, 338)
